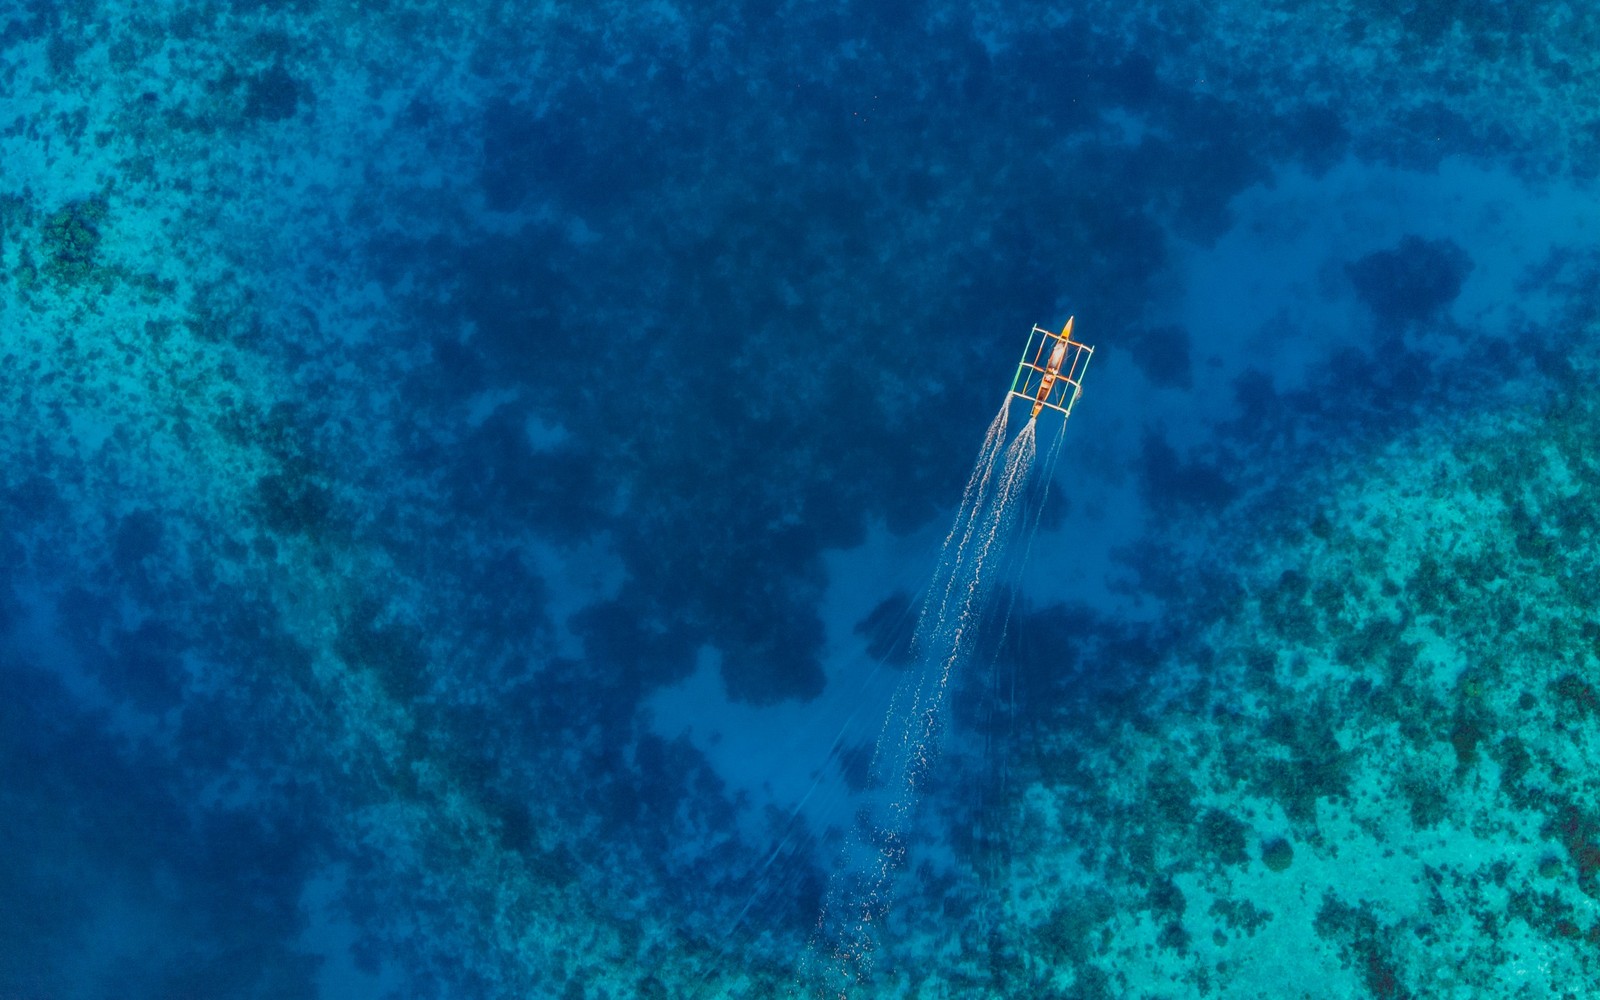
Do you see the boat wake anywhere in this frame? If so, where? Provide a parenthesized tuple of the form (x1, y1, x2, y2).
(802, 399, 1071, 996)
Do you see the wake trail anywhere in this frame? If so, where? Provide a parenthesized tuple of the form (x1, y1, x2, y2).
(803, 413, 1040, 998)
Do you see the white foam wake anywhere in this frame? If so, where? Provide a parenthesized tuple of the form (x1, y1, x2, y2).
(803, 407, 1041, 997)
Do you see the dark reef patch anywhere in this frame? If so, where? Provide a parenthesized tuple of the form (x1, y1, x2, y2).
(255, 468, 334, 537)
(478, 78, 669, 215)
(1199, 808, 1250, 866)
(570, 595, 698, 692)
(112, 508, 165, 576)
(997, 600, 1169, 726)
(451, 404, 608, 536)
(854, 591, 916, 666)
(1104, 52, 1160, 108)
(1543, 802, 1600, 899)
(1123, 323, 1193, 389)
(1171, 131, 1269, 242)
(1260, 835, 1294, 872)
(40, 196, 108, 286)
(1314, 894, 1415, 999)
(1138, 431, 1237, 515)
(1346, 234, 1474, 328)
(1278, 103, 1350, 175)
(838, 742, 877, 793)
(244, 62, 304, 122)
(334, 596, 432, 702)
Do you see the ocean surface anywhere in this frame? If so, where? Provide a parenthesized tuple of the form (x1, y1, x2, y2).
(3, 1, 1598, 997)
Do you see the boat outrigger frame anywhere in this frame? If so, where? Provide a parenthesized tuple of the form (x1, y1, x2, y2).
(1008, 318, 1093, 421)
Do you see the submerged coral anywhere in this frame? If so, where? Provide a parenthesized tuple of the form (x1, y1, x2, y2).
(1346, 234, 1475, 327)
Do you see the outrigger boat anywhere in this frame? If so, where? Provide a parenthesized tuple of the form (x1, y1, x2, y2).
(1008, 317, 1093, 421)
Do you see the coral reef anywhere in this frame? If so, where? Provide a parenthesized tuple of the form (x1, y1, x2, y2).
(1347, 235, 1475, 327)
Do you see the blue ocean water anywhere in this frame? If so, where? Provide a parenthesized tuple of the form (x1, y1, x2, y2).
(3, 1, 1598, 997)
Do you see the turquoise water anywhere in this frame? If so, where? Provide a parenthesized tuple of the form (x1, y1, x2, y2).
(3, 1, 1598, 997)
